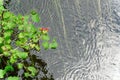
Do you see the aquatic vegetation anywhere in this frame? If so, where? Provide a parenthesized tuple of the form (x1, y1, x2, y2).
(0, 0, 57, 79)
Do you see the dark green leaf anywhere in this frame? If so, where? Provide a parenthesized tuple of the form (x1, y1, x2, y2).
(4, 65, 14, 72)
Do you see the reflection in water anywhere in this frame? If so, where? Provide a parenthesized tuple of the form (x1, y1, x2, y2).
(6, 0, 120, 80)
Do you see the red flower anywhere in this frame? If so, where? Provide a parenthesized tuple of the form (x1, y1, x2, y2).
(40, 27, 49, 32)
(40, 27, 49, 34)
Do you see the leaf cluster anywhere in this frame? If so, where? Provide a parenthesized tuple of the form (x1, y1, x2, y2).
(0, 0, 58, 79)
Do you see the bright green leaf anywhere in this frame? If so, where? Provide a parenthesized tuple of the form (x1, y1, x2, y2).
(17, 63, 23, 69)
(35, 45, 40, 51)
(42, 41, 49, 50)
(10, 57, 17, 64)
(7, 76, 20, 80)
(42, 35, 50, 41)
(0, 0, 3, 6)
(24, 72, 31, 78)
(4, 30, 13, 38)
(31, 14, 40, 22)
(28, 66, 37, 76)
(0, 37, 3, 44)
(49, 39, 58, 49)
(18, 33, 24, 39)
(16, 52, 28, 59)
(0, 69, 6, 78)
(3, 51, 10, 57)
(3, 11, 11, 19)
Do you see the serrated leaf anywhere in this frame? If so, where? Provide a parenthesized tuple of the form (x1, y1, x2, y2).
(42, 41, 49, 50)
(0, 69, 6, 78)
(7, 76, 20, 80)
(4, 65, 14, 72)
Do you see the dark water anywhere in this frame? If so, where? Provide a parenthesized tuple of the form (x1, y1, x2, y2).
(5, 0, 120, 80)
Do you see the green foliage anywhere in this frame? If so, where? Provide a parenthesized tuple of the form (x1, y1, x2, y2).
(0, 0, 57, 79)
(0, 69, 6, 78)
(17, 63, 23, 69)
(28, 66, 37, 76)
(4, 65, 14, 72)
(49, 39, 58, 49)
(7, 76, 20, 80)
(31, 10, 40, 22)
(42, 41, 49, 50)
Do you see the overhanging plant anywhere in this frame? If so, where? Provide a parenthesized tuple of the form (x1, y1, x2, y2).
(0, 0, 58, 79)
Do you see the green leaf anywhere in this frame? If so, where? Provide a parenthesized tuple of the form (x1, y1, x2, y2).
(7, 76, 20, 80)
(0, 0, 3, 6)
(24, 72, 31, 78)
(0, 37, 3, 44)
(3, 51, 10, 57)
(18, 25, 24, 30)
(31, 14, 40, 22)
(42, 41, 49, 50)
(30, 10, 37, 15)
(17, 63, 23, 69)
(4, 30, 13, 38)
(4, 65, 14, 72)
(35, 45, 40, 51)
(49, 39, 58, 49)
(29, 43, 35, 48)
(42, 35, 50, 41)
(3, 11, 11, 19)
(16, 52, 28, 59)
(0, 69, 6, 78)
(18, 33, 24, 39)
(1, 45, 11, 51)
(28, 66, 37, 76)
(10, 57, 17, 64)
